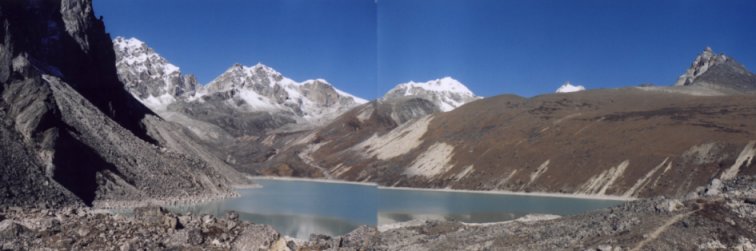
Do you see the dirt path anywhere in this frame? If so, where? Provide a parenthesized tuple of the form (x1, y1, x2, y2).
(630, 210, 697, 251)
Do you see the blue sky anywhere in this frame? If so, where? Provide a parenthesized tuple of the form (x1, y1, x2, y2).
(95, 0, 756, 99)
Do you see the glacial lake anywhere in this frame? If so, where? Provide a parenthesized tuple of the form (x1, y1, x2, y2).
(171, 178, 624, 239)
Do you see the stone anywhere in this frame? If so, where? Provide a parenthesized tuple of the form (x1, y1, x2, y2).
(201, 214, 215, 225)
(0, 220, 25, 239)
(287, 240, 297, 250)
(187, 229, 204, 245)
(225, 211, 239, 221)
(164, 216, 178, 229)
(76, 226, 91, 237)
(705, 179, 723, 196)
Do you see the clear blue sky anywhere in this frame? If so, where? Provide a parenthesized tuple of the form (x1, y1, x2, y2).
(95, 0, 756, 99)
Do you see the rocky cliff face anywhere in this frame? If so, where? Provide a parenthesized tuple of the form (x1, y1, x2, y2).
(0, 0, 232, 207)
(383, 77, 480, 112)
(675, 47, 756, 92)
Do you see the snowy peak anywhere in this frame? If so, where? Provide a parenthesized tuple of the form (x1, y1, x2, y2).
(113, 37, 180, 76)
(114, 37, 366, 121)
(397, 77, 475, 97)
(675, 47, 731, 87)
(202, 63, 366, 121)
(113, 37, 200, 110)
(555, 82, 586, 93)
(384, 77, 480, 112)
(205, 63, 291, 93)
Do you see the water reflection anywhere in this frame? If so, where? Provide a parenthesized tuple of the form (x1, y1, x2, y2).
(172, 178, 623, 239)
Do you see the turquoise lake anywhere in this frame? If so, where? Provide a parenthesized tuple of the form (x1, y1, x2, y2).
(172, 178, 624, 239)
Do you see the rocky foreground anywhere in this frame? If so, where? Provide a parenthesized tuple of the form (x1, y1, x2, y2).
(1, 176, 754, 250)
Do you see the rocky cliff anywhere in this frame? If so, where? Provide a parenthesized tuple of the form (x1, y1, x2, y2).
(0, 0, 233, 207)
(675, 47, 756, 92)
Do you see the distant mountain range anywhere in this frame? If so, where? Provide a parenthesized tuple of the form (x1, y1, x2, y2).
(113, 37, 481, 127)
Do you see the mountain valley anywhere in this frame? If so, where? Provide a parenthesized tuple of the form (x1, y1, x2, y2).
(1, 0, 755, 250)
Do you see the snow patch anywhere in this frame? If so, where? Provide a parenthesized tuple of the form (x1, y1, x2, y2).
(396, 77, 474, 96)
(236, 89, 281, 111)
(555, 82, 586, 93)
(140, 94, 176, 111)
(403, 142, 456, 178)
(334, 87, 368, 104)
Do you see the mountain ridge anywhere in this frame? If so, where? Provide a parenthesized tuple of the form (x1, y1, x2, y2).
(383, 77, 481, 112)
(114, 37, 367, 123)
(674, 47, 756, 92)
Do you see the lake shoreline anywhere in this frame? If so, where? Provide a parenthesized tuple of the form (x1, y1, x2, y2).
(250, 176, 635, 201)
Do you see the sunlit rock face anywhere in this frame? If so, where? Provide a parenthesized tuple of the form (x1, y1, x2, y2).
(675, 47, 756, 92)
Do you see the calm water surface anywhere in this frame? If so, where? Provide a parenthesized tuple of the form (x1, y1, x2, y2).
(172, 178, 623, 239)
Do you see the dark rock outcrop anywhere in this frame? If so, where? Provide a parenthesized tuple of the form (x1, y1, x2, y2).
(0, 0, 232, 207)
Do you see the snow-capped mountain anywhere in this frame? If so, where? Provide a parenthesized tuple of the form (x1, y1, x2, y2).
(114, 37, 366, 122)
(113, 37, 201, 110)
(383, 77, 480, 112)
(204, 63, 367, 121)
(555, 82, 586, 93)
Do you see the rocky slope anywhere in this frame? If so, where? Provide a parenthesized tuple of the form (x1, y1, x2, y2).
(0, 0, 233, 207)
(266, 49, 756, 199)
(383, 77, 480, 112)
(675, 47, 756, 92)
(1, 175, 753, 250)
(372, 175, 756, 250)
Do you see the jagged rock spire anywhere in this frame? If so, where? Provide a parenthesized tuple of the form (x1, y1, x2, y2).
(675, 47, 730, 87)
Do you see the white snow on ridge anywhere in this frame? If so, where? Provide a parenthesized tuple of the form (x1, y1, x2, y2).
(556, 82, 586, 93)
(113, 36, 180, 75)
(202, 63, 368, 121)
(384, 77, 480, 112)
(140, 93, 176, 111)
(115, 36, 366, 120)
(395, 77, 475, 97)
